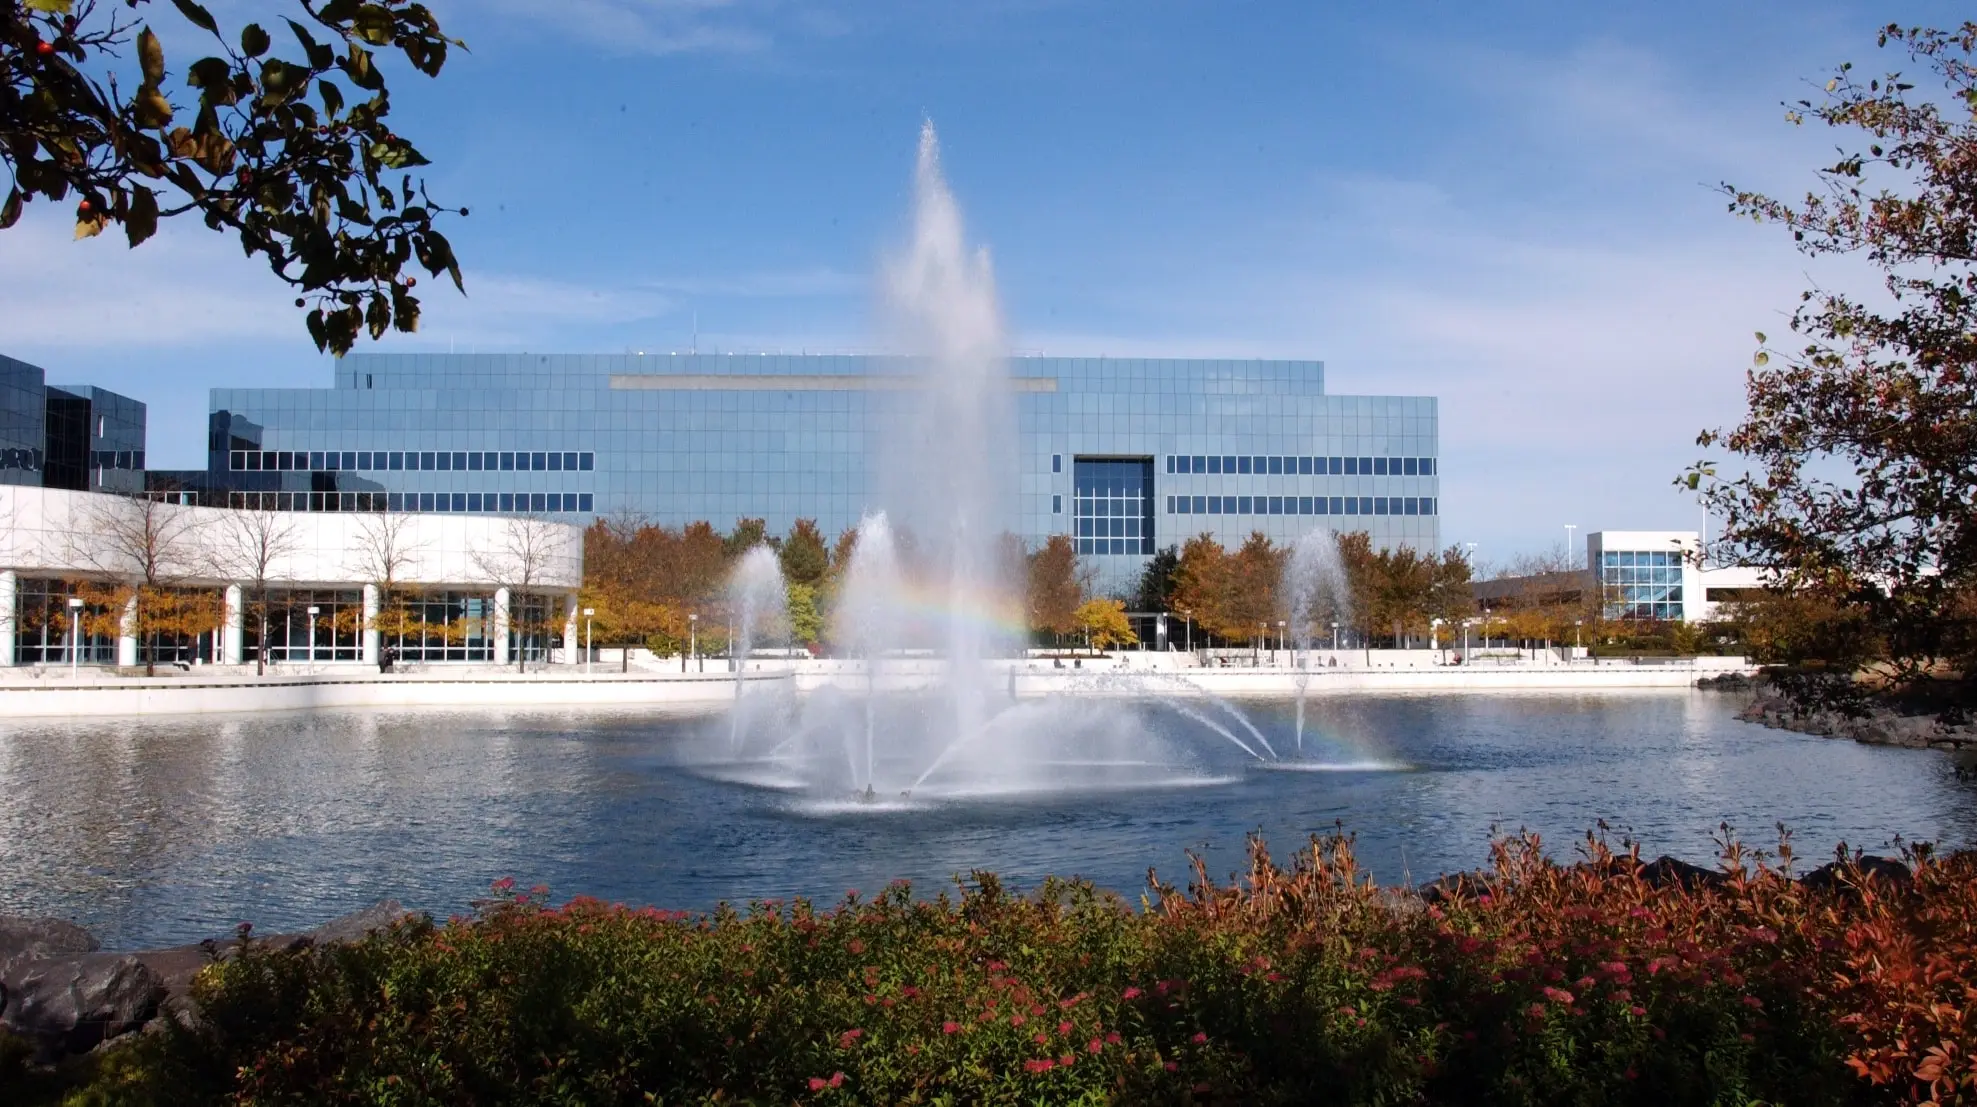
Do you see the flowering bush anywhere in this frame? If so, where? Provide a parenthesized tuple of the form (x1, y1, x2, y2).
(54, 830, 1977, 1104)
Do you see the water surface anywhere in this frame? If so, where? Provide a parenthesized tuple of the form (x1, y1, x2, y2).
(2, 692, 1970, 949)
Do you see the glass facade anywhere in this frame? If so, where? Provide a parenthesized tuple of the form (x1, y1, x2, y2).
(1599, 550, 1685, 621)
(205, 353, 1440, 590)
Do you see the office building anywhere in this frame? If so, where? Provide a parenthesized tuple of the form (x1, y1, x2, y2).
(203, 353, 1441, 590)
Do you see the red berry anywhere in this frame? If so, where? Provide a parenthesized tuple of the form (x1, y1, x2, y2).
(76, 199, 91, 214)
(405, 277, 416, 288)
(36, 41, 55, 56)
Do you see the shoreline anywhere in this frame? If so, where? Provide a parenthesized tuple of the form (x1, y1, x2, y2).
(0, 655, 1761, 718)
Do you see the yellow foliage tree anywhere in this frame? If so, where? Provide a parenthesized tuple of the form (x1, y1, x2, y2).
(1075, 598, 1138, 651)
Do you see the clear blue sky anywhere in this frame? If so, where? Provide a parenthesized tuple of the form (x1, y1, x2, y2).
(1, 0, 1959, 564)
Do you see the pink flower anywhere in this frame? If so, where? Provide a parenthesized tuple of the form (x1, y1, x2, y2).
(1024, 1058, 1055, 1073)
(1106, 1031, 1121, 1044)
(1192, 1032, 1208, 1044)
(1740, 995, 1764, 1010)
(1542, 987, 1574, 1005)
(1122, 986, 1143, 1000)
(1010, 1014, 1026, 1027)
(1630, 1005, 1647, 1017)
(847, 939, 865, 954)
(837, 1029, 863, 1048)
(1164, 1061, 1178, 1072)
(809, 1077, 827, 1091)
(1033, 1032, 1048, 1044)
(491, 877, 516, 893)
(830, 1072, 845, 1088)
(1088, 1037, 1104, 1053)
(1058, 1020, 1073, 1035)
(942, 1021, 960, 1035)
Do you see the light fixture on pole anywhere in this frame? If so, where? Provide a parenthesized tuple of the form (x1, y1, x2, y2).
(1276, 620, 1286, 656)
(67, 596, 83, 676)
(1564, 523, 1577, 558)
(1574, 619, 1583, 650)
(583, 607, 594, 675)
(1331, 621, 1339, 651)
(689, 613, 699, 673)
(307, 606, 320, 663)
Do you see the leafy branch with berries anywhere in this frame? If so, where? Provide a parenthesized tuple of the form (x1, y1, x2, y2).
(1, 0, 468, 355)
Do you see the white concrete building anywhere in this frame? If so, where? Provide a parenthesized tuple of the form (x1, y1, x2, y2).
(0, 485, 584, 668)
(1587, 530, 1769, 623)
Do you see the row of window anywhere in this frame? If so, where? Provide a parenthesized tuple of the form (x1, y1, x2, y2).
(1169, 495, 1438, 517)
(1603, 567, 1683, 586)
(1601, 550, 1682, 567)
(228, 491, 595, 514)
(91, 450, 145, 471)
(229, 449, 596, 473)
(1078, 538, 1157, 557)
(1168, 455, 1437, 477)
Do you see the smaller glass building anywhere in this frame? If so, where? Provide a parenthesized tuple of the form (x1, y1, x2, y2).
(1588, 531, 1701, 622)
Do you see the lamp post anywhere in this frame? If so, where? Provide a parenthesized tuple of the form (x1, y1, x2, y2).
(1431, 617, 1443, 655)
(1255, 623, 1265, 667)
(1276, 620, 1287, 664)
(1180, 609, 1192, 653)
(583, 607, 594, 675)
(689, 613, 699, 673)
(1574, 619, 1583, 653)
(67, 596, 83, 676)
(1331, 621, 1339, 651)
(1564, 523, 1577, 558)
(307, 606, 320, 663)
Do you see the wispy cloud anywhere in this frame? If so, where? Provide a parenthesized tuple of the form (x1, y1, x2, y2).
(471, 0, 772, 55)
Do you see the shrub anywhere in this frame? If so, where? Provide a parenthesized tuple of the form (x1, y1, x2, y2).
(58, 830, 1977, 1105)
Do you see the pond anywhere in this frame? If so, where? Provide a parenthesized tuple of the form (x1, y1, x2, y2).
(2, 691, 1971, 949)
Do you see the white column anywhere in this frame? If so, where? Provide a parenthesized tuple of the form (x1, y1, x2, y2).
(562, 593, 579, 664)
(117, 594, 138, 667)
(223, 584, 244, 665)
(361, 584, 381, 665)
(0, 570, 16, 667)
(493, 587, 511, 666)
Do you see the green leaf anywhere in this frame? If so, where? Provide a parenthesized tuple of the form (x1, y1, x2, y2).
(125, 186, 160, 247)
(171, 0, 219, 36)
(319, 80, 344, 118)
(352, 4, 396, 45)
(0, 189, 22, 230)
(341, 44, 382, 90)
(369, 141, 429, 169)
(241, 23, 271, 58)
(138, 27, 166, 85)
(24, 0, 74, 12)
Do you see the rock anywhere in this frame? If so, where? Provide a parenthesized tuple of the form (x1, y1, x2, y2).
(1636, 855, 1730, 892)
(301, 900, 412, 946)
(0, 952, 165, 1059)
(1799, 855, 1912, 893)
(0, 917, 99, 964)
(1697, 672, 1753, 691)
(1417, 872, 1490, 905)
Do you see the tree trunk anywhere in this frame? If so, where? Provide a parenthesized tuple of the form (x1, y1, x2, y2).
(257, 598, 268, 677)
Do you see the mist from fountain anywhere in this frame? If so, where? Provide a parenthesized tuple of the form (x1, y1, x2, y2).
(697, 123, 1402, 806)
(727, 546, 787, 751)
(1285, 529, 1351, 753)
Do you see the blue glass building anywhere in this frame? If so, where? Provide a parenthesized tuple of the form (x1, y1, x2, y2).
(205, 354, 1439, 590)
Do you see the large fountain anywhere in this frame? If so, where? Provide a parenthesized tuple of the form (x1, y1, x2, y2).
(696, 124, 1399, 807)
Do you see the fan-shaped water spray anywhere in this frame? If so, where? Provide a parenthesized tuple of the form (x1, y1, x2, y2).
(1285, 529, 1351, 752)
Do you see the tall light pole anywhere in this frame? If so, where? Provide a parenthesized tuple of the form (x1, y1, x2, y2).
(67, 596, 83, 676)
(689, 612, 699, 673)
(583, 607, 594, 675)
(1331, 621, 1339, 651)
(307, 606, 320, 663)
(1564, 524, 1577, 564)
(1276, 620, 1286, 663)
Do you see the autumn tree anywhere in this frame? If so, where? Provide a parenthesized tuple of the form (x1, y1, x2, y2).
(346, 508, 421, 663)
(1026, 534, 1080, 642)
(1695, 23, 1977, 713)
(471, 513, 570, 672)
(1220, 532, 1285, 645)
(723, 517, 769, 561)
(67, 492, 206, 674)
(1426, 544, 1476, 642)
(210, 504, 301, 675)
(2, 0, 466, 354)
(1074, 597, 1137, 650)
(1171, 533, 1230, 645)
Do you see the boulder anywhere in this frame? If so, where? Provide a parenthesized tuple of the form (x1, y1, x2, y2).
(1417, 872, 1491, 905)
(0, 952, 165, 1059)
(1799, 855, 1912, 893)
(1636, 855, 1730, 892)
(302, 900, 412, 946)
(0, 916, 99, 964)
